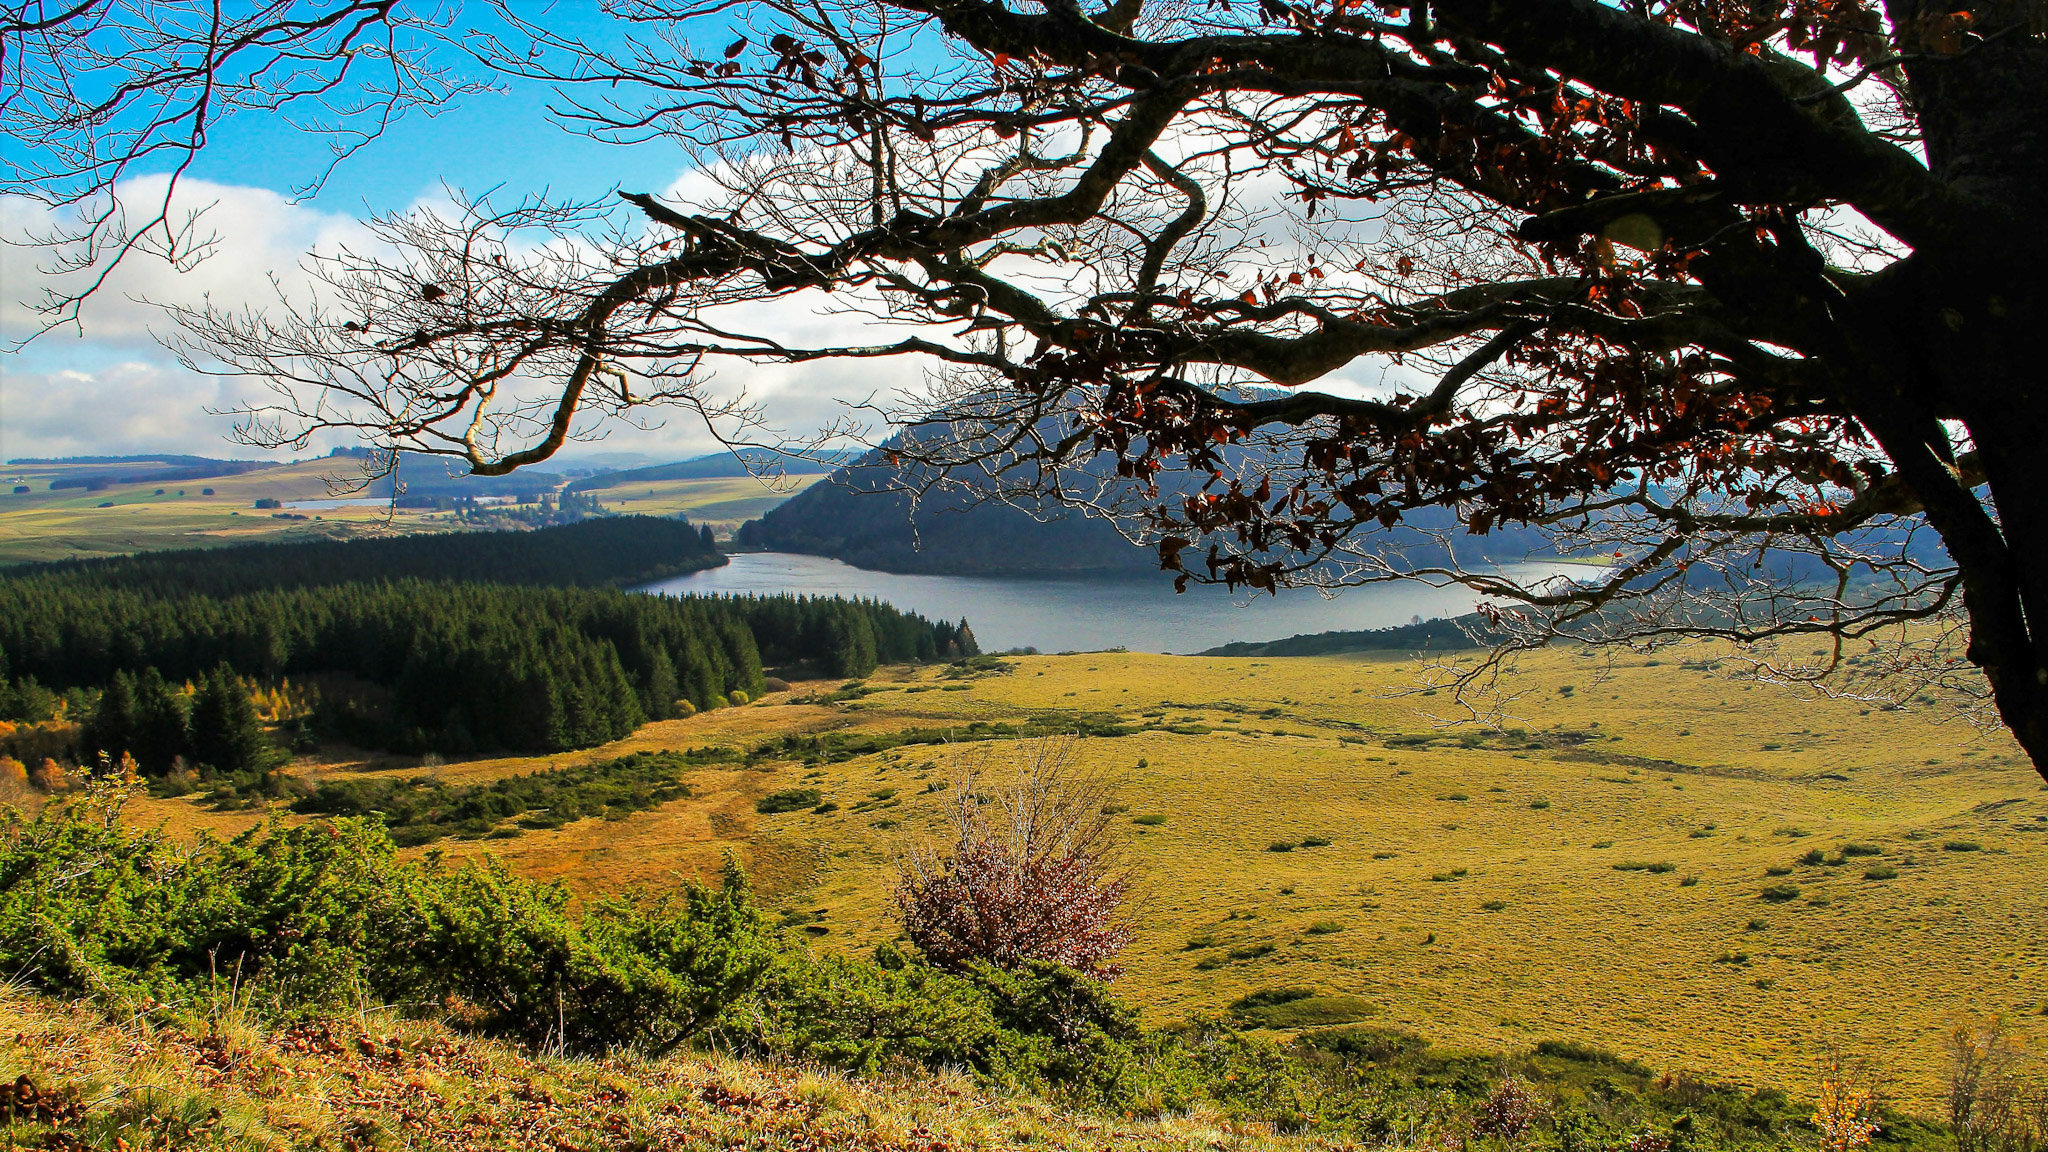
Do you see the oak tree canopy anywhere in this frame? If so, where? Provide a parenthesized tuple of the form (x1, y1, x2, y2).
(10, 0, 2048, 775)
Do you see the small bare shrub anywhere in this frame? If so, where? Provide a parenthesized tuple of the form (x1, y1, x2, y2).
(1948, 1018, 2048, 1152)
(894, 739, 1132, 978)
(1475, 1075, 1540, 1141)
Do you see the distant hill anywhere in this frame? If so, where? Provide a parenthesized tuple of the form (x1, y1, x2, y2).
(736, 453, 1161, 577)
(11, 454, 281, 491)
(737, 442, 1564, 578)
(1199, 614, 1494, 656)
(564, 451, 839, 494)
(315, 448, 564, 498)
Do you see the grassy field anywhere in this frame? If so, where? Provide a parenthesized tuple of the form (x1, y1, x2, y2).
(0, 459, 820, 562)
(117, 643, 2048, 1109)
(0, 457, 452, 564)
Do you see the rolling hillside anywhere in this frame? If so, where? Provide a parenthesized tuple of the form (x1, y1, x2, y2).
(116, 642, 2048, 1108)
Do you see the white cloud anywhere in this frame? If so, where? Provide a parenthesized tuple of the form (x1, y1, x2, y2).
(0, 171, 946, 463)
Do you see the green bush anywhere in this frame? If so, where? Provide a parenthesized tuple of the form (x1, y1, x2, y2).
(1759, 882, 1803, 902)
(0, 783, 770, 1055)
(726, 945, 1155, 1107)
(1132, 814, 1167, 826)
(1864, 864, 1900, 880)
(756, 787, 823, 813)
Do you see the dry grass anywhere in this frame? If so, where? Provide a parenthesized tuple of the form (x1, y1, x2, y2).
(0, 988, 1339, 1151)
(116, 646, 2048, 1108)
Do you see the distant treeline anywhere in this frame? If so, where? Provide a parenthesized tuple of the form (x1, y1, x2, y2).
(1199, 615, 1491, 657)
(8, 516, 723, 593)
(0, 522, 976, 756)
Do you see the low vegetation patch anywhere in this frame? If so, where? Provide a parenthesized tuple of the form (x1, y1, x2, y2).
(295, 748, 734, 844)
(756, 786, 825, 813)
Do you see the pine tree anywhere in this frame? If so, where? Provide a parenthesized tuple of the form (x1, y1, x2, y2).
(189, 664, 269, 777)
(698, 524, 716, 552)
(828, 609, 878, 678)
(84, 670, 139, 766)
(131, 668, 191, 775)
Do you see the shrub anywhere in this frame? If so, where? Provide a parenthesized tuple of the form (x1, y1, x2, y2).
(1614, 861, 1676, 873)
(728, 946, 1153, 1106)
(1799, 848, 1827, 865)
(1227, 943, 1276, 961)
(1840, 843, 1883, 857)
(1481, 899, 1508, 911)
(1300, 836, 1331, 848)
(1267, 841, 1296, 852)
(1132, 814, 1167, 826)
(1759, 883, 1803, 902)
(757, 787, 823, 813)
(1943, 840, 1983, 852)
(1529, 799, 1551, 809)
(727, 689, 751, 706)
(1303, 1024, 1429, 1063)
(1864, 864, 1900, 880)
(895, 740, 1131, 978)
(0, 781, 771, 1054)
(1229, 988, 1378, 1029)
(1305, 920, 1346, 935)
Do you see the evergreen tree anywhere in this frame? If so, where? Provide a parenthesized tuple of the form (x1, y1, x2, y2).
(699, 524, 716, 552)
(131, 668, 191, 775)
(828, 610, 879, 678)
(189, 664, 269, 777)
(83, 670, 139, 766)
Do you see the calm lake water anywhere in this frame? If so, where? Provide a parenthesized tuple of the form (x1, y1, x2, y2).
(642, 552, 1583, 655)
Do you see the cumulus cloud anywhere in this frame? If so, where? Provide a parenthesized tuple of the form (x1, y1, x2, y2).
(0, 172, 946, 463)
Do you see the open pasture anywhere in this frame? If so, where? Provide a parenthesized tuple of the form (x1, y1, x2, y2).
(132, 645, 2048, 1106)
(0, 457, 448, 563)
(569, 473, 826, 536)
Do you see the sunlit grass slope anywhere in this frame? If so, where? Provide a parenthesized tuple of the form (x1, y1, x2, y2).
(2, 990, 1323, 1152)
(133, 645, 2048, 1107)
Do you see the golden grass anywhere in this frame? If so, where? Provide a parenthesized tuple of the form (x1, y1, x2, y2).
(121, 646, 2048, 1108)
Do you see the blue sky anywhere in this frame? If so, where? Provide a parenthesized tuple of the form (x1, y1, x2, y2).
(0, 3, 813, 466)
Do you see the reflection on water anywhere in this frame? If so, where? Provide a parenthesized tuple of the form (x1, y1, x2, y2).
(641, 552, 1581, 655)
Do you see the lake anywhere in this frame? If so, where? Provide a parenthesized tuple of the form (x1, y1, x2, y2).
(640, 552, 1588, 655)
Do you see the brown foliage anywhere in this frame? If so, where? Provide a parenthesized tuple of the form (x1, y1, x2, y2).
(894, 739, 1134, 978)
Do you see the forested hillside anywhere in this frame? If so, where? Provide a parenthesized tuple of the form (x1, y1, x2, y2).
(738, 446, 1563, 577)
(736, 455, 1161, 576)
(0, 521, 975, 759)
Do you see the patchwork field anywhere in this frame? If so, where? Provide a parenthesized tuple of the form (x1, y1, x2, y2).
(0, 458, 816, 562)
(122, 645, 2048, 1109)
